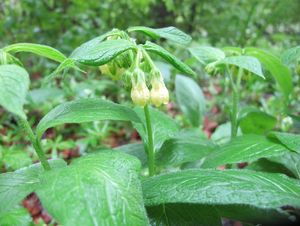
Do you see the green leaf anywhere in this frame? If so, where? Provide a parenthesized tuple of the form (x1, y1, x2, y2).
(281, 46, 300, 66)
(147, 204, 221, 226)
(210, 122, 232, 145)
(133, 107, 179, 151)
(143, 41, 195, 76)
(222, 46, 242, 56)
(37, 151, 149, 226)
(0, 64, 29, 119)
(218, 56, 265, 78)
(3, 43, 67, 63)
(202, 135, 290, 168)
(0, 207, 32, 226)
(239, 108, 277, 134)
(142, 169, 300, 209)
(128, 26, 192, 45)
(42, 58, 77, 83)
(246, 158, 294, 177)
(114, 143, 147, 167)
(216, 205, 291, 225)
(245, 47, 293, 99)
(268, 152, 300, 178)
(156, 130, 215, 167)
(175, 75, 206, 127)
(69, 29, 122, 57)
(0, 159, 66, 215)
(70, 39, 136, 66)
(36, 98, 140, 139)
(189, 46, 225, 65)
(268, 132, 300, 154)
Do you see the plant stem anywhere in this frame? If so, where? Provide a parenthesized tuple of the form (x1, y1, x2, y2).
(143, 104, 155, 176)
(18, 117, 51, 170)
(231, 88, 239, 138)
(227, 67, 243, 139)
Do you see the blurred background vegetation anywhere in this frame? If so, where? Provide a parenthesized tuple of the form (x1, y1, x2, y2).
(1, 0, 300, 52)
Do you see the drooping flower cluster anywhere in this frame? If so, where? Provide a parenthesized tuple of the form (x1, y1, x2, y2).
(98, 34, 169, 107)
(130, 68, 169, 107)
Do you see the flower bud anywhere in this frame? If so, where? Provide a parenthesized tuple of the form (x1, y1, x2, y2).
(150, 80, 169, 107)
(130, 68, 150, 107)
(149, 69, 169, 107)
(131, 82, 150, 107)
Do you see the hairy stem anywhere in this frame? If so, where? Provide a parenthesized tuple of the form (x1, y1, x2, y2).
(144, 104, 155, 176)
(18, 118, 51, 170)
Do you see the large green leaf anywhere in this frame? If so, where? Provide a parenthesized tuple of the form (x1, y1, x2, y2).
(37, 151, 149, 226)
(238, 108, 277, 134)
(281, 46, 300, 66)
(147, 204, 221, 226)
(245, 47, 293, 99)
(175, 75, 206, 127)
(143, 41, 195, 76)
(0, 64, 29, 119)
(189, 46, 225, 65)
(218, 56, 265, 78)
(0, 159, 66, 215)
(133, 107, 179, 151)
(128, 26, 192, 45)
(202, 135, 290, 168)
(0, 207, 32, 226)
(269, 132, 300, 154)
(156, 130, 214, 167)
(70, 39, 136, 66)
(142, 169, 300, 209)
(3, 43, 66, 63)
(114, 143, 147, 167)
(36, 98, 140, 139)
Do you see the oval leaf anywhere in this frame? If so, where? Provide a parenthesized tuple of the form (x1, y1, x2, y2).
(36, 98, 140, 139)
(0, 64, 29, 119)
(0, 160, 66, 215)
(239, 109, 277, 134)
(37, 151, 149, 226)
(70, 39, 136, 66)
(157, 130, 214, 167)
(3, 43, 66, 63)
(268, 132, 300, 154)
(175, 74, 206, 127)
(202, 135, 290, 168)
(128, 26, 192, 45)
(143, 41, 195, 76)
(133, 107, 179, 151)
(245, 47, 292, 99)
(142, 169, 300, 209)
(189, 46, 225, 65)
(218, 56, 265, 79)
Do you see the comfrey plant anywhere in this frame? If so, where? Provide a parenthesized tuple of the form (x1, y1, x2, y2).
(0, 27, 300, 226)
